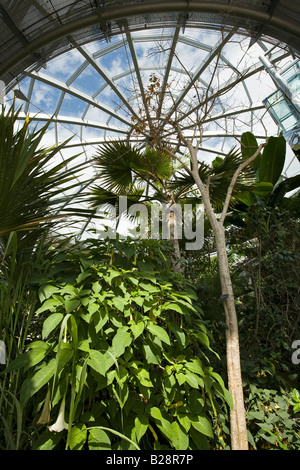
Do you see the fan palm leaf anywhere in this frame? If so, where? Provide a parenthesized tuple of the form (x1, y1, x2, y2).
(89, 185, 145, 217)
(93, 140, 174, 192)
(93, 140, 141, 193)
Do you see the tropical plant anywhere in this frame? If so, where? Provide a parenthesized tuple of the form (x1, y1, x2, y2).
(0, 233, 77, 449)
(0, 104, 91, 245)
(0, 103, 93, 449)
(236, 131, 300, 209)
(90, 140, 202, 272)
(4, 238, 233, 450)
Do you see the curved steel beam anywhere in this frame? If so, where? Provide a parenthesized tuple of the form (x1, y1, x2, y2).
(62, 131, 268, 148)
(0, 1, 299, 81)
(15, 112, 129, 134)
(26, 70, 132, 127)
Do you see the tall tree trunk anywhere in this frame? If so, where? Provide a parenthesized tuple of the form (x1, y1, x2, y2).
(214, 223, 248, 450)
(166, 133, 264, 449)
(187, 145, 253, 450)
(196, 188, 249, 450)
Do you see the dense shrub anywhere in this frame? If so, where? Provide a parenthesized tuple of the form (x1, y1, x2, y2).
(5, 239, 232, 450)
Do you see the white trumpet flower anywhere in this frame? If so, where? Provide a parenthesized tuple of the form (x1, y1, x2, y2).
(48, 395, 68, 432)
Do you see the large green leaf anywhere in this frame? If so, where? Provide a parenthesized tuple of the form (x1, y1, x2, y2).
(88, 428, 111, 450)
(190, 414, 214, 438)
(130, 321, 145, 339)
(150, 407, 173, 441)
(36, 298, 64, 314)
(110, 327, 132, 358)
(87, 349, 108, 376)
(268, 174, 300, 206)
(20, 358, 56, 405)
(171, 421, 189, 450)
(5, 345, 49, 373)
(142, 337, 161, 364)
(68, 424, 87, 450)
(258, 134, 286, 185)
(133, 415, 149, 443)
(42, 313, 64, 339)
(32, 430, 63, 450)
(147, 323, 171, 345)
(241, 131, 260, 163)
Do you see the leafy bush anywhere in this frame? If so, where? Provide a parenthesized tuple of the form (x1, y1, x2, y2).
(246, 385, 300, 450)
(5, 239, 232, 450)
(187, 194, 300, 450)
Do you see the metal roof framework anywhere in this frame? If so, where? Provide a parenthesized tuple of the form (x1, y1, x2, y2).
(9, 34, 292, 153)
(0, 2, 298, 136)
(0, 1, 299, 89)
(0, 1, 299, 236)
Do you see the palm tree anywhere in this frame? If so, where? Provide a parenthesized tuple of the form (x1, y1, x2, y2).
(90, 140, 202, 273)
(0, 101, 95, 359)
(0, 103, 94, 447)
(0, 103, 91, 260)
(90, 140, 260, 273)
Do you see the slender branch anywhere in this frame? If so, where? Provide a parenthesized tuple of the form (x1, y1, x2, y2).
(162, 145, 193, 177)
(175, 123, 198, 169)
(219, 142, 266, 225)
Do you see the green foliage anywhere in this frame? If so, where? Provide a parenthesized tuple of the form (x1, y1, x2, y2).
(173, 147, 256, 212)
(236, 131, 300, 209)
(1, 115, 299, 451)
(187, 180, 300, 449)
(228, 203, 299, 448)
(90, 140, 202, 228)
(0, 107, 94, 450)
(4, 238, 232, 450)
(290, 389, 300, 414)
(241, 131, 262, 163)
(258, 134, 286, 186)
(246, 386, 300, 450)
(231, 200, 300, 364)
(91, 140, 175, 199)
(0, 103, 90, 243)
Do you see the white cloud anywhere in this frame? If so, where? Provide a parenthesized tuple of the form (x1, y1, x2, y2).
(31, 82, 58, 109)
(46, 48, 85, 79)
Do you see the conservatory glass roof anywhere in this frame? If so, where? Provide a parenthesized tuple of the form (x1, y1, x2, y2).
(0, 1, 299, 237)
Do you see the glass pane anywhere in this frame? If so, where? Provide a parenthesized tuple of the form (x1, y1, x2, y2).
(281, 113, 298, 132)
(269, 99, 293, 121)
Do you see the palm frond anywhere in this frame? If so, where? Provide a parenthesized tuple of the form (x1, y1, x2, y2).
(211, 148, 241, 175)
(93, 140, 176, 195)
(139, 146, 174, 182)
(0, 103, 92, 243)
(89, 184, 144, 218)
(93, 140, 143, 192)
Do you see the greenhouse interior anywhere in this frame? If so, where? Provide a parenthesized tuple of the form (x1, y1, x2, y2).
(0, 0, 299, 451)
